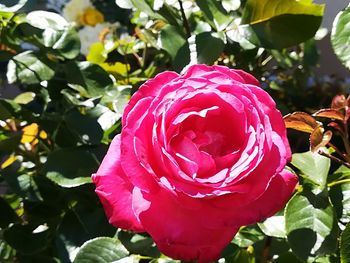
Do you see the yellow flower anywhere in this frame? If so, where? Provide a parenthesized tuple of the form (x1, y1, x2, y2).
(21, 123, 47, 145)
(1, 154, 17, 169)
(79, 7, 104, 26)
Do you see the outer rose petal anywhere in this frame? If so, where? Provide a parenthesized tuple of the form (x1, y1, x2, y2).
(122, 71, 179, 126)
(92, 135, 144, 232)
(132, 187, 239, 263)
(229, 169, 298, 226)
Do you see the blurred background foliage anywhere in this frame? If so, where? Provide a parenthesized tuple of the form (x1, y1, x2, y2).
(1, 0, 350, 262)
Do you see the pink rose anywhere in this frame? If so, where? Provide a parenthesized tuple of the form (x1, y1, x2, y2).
(92, 64, 297, 262)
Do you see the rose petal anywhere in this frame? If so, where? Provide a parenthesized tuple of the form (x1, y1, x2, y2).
(92, 135, 144, 232)
(203, 169, 298, 228)
(132, 187, 239, 262)
(232, 169, 298, 226)
(122, 71, 179, 126)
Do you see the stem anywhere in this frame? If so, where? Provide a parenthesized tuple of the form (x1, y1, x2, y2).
(327, 141, 350, 163)
(328, 178, 350, 187)
(318, 150, 350, 169)
(341, 129, 350, 163)
(261, 236, 272, 263)
(178, 0, 191, 38)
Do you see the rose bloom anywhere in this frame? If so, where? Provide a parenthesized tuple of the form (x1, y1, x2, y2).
(92, 64, 297, 262)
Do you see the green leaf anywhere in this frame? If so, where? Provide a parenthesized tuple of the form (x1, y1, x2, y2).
(42, 26, 81, 59)
(87, 42, 106, 64)
(232, 225, 265, 247)
(0, 239, 16, 261)
(44, 148, 98, 188)
(331, 4, 350, 69)
(159, 25, 189, 72)
(2, 166, 43, 202)
(0, 131, 22, 152)
(118, 231, 160, 258)
(115, 0, 133, 9)
(86, 105, 119, 131)
(7, 51, 55, 84)
(46, 173, 92, 188)
(4, 224, 50, 255)
(291, 151, 330, 189)
(26, 11, 68, 30)
(329, 168, 350, 224)
(0, 196, 19, 228)
(226, 249, 255, 263)
(340, 223, 350, 263)
(285, 191, 338, 261)
(65, 61, 113, 97)
(56, 206, 115, 262)
(242, 0, 325, 49)
(195, 0, 232, 31)
(274, 252, 303, 263)
(0, 99, 21, 120)
(129, 0, 161, 19)
(258, 215, 286, 238)
(196, 32, 225, 64)
(65, 109, 104, 145)
(0, 0, 27, 12)
(73, 237, 129, 263)
(14, 92, 35, 104)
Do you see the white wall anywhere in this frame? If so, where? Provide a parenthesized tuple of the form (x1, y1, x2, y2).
(315, 0, 349, 77)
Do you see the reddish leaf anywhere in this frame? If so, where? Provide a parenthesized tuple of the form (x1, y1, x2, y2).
(284, 112, 318, 133)
(331, 95, 346, 109)
(328, 121, 343, 132)
(310, 128, 332, 153)
(313, 108, 344, 121)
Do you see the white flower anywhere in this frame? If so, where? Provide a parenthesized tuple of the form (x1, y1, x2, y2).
(63, 0, 104, 26)
(78, 23, 116, 55)
(63, 0, 91, 22)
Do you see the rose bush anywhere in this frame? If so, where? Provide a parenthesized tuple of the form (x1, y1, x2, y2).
(92, 64, 298, 262)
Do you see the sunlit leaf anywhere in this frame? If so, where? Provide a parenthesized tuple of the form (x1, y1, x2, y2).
(232, 225, 264, 247)
(284, 112, 319, 133)
(7, 51, 55, 84)
(242, 0, 324, 49)
(42, 25, 81, 59)
(14, 92, 35, 105)
(26, 11, 68, 30)
(331, 3, 350, 70)
(292, 151, 330, 189)
(195, 0, 232, 31)
(340, 223, 350, 263)
(331, 95, 347, 109)
(159, 25, 190, 72)
(196, 32, 225, 64)
(310, 128, 332, 153)
(258, 216, 286, 238)
(329, 166, 350, 224)
(285, 191, 338, 261)
(73, 237, 129, 263)
(313, 109, 344, 121)
(44, 147, 98, 188)
(115, 0, 133, 9)
(0, 0, 27, 12)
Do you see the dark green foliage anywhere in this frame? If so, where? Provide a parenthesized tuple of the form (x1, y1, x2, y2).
(1, 0, 350, 262)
